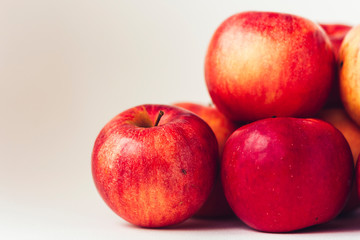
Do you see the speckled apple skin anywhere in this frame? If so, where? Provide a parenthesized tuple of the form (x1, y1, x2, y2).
(205, 11, 335, 122)
(339, 25, 360, 127)
(92, 104, 218, 227)
(174, 102, 238, 218)
(221, 117, 353, 232)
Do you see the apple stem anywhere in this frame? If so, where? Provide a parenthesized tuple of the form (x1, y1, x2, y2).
(154, 110, 164, 127)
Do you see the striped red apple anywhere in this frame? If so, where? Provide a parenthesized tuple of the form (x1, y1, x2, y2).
(92, 104, 218, 227)
(205, 11, 335, 122)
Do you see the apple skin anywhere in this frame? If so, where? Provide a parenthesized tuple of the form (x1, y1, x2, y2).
(317, 108, 360, 212)
(320, 24, 352, 59)
(205, 11, 335, 122)
(221, 117, 353, 232)
(339, 25, 360, 127)
(320, 24, 352, 107)
(92, 104, 218, 227)
(174, 102, 238, 218)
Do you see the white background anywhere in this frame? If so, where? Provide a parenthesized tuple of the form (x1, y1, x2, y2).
(1, 0, 360, 239)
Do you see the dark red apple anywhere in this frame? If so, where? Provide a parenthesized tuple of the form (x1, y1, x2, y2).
(320, 24, 352, 107)
(92, 104, 218, 227)
(221, 117, 353, 232)
(205, 11, 335, 122)
(174, 102, 238, 218)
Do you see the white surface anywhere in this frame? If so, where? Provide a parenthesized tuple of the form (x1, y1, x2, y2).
(1, 0, 360, 239)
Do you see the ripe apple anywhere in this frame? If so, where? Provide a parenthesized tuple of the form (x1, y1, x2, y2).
(317, 108, 360, 211)
(205, 11, 335, 122)
(92, 104, 218, 227)
(221, 117, 353, 232)
(320, 24, 352, 59)
(320, 24, 352, 107)
(339, 24, 360, 127)
(174, 102, 238, 218)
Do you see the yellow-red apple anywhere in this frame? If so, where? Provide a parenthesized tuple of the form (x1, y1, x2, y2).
(205, 11, 335, 122)
(339, 24, 360, 127)
(92, 104, 218, 227)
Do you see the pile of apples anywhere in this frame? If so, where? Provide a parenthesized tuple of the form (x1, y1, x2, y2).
(91, 11, 360, 233)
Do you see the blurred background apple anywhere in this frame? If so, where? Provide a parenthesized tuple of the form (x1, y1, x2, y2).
(320, 23, 352, 107)
(320, 23, 352, 59)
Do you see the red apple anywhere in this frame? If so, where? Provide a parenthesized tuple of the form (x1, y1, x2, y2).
(205, 11, 335, 122)
(339, 25, 360, 127)
(92, 104, 218, 227)
(221, 117, 353, 232)
(320, 24, 352, 107)
(174, 102, 238, 218)
(320, 24, 352, 58)
(317, 108, 360, 212)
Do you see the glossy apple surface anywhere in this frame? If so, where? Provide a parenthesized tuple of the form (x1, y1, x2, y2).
(205, 11, 335, 122)
(339, 24, 360, 127)
(174, 102, 238, 218)
(92, 104, 218, 227)
(320, 24, 352, 107)
(222, 117, 353, 232)
(317, 108, 360, 211)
